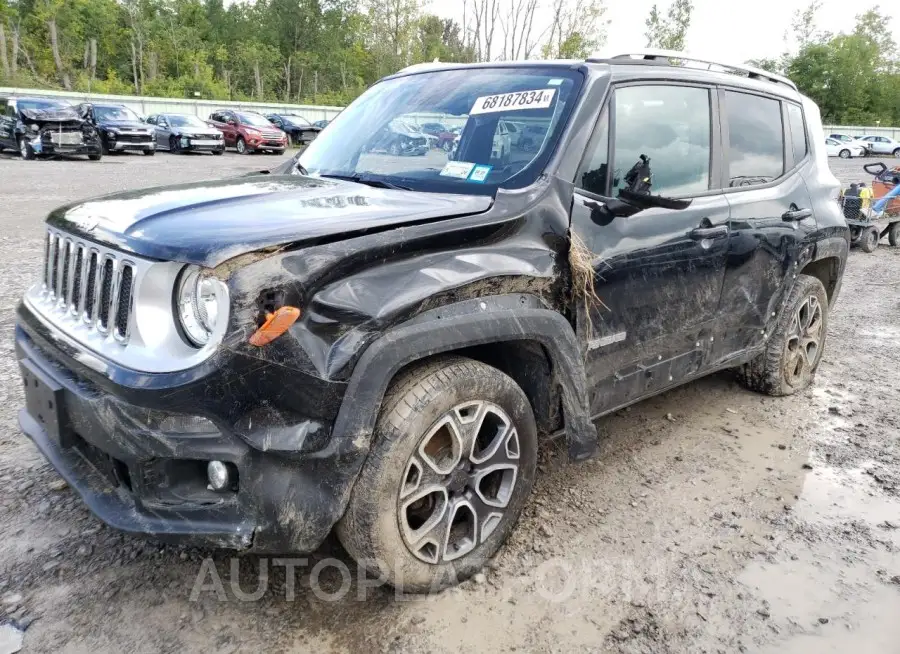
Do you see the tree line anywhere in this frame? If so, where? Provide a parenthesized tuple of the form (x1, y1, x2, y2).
(0, 0, 897, 127)
(750, 3, 899, 126)
(0, 0, 607, 105)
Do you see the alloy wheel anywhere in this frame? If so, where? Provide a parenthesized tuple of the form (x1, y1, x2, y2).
(783, 295, 823, 387)
(398, 401, 520, 565)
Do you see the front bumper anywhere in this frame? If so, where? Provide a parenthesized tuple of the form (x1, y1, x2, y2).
(15, 306, 354, 554)
(110, 140, 154, 151)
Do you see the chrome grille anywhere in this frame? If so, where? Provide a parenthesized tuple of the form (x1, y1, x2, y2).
(41, 229, 136, 344)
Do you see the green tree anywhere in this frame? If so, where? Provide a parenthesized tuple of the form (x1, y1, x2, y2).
(644, 0, 692, 51)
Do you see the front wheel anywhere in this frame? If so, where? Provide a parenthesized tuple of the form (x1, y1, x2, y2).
(88, 153, 102, 161)
(213, 148, 224, 156)
(236, 137, 249, 154)
(143, 148, 155, 156)
(336, 356, 538, 593)
(737, 274, 829, 396)
(839, 149, 851, 159)
(169, 136, 181, 154)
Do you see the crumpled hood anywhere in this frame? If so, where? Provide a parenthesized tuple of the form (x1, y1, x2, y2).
(20, 106, 89, 127)
(47, 175, 493, 267)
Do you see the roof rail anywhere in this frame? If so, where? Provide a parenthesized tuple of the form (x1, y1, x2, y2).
(592, 49, 797, 91)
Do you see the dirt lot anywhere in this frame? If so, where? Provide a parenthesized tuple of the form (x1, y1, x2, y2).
(0, 151, 898, 654)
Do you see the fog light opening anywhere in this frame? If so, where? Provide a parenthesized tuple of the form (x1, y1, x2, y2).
(207, 460, 237, 492)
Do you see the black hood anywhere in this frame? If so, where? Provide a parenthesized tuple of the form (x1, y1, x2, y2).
(47, 176, 493, 267)
(96, 119, 151, 131)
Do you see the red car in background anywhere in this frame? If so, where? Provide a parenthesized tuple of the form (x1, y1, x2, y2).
(207, 109, 287, 154)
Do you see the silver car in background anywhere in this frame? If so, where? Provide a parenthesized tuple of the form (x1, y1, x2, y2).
(147, 113, 225, 154)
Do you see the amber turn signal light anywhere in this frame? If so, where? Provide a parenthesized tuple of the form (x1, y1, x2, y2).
(249, 306, 301, 346)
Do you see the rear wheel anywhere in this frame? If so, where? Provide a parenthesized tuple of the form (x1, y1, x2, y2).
(737, 275, 829, 396)
(839, 148, 851, 159)
(888, 222, 900, 247)
(336, 356, 538, 592)
(893, 148, 900, 158)
(860, 226, 879, 253)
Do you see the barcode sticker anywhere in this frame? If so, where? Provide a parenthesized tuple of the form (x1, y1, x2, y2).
(470, 89, 556, 115)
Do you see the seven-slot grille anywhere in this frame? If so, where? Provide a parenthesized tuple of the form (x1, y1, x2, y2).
(42, 230, 136, 343)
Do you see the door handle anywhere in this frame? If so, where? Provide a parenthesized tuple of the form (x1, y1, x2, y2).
(782, 208, 812, 221)
(689, 225, 728, 240)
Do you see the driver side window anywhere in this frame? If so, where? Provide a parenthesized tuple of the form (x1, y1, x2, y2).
(577, 85, 712, 198)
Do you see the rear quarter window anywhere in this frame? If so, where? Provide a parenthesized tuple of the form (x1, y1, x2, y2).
(786, 103, 807, 165)
(724, 91, 784, 186)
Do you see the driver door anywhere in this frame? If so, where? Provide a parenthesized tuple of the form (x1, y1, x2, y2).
(570, 83, 731, 415)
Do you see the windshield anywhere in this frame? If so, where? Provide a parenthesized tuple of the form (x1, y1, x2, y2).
(237, 112, 274, 127)
(298, 66, 584, 195)
(94, 105, 141, 122)
(167, 114, 207, 127)
(19, 99, 69, 113)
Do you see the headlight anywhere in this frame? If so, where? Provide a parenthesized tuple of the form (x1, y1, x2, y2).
(175, 265, 227, 347)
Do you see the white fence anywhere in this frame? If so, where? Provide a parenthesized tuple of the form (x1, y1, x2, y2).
(0, 86, 344, 122)
(825, 125, 900, 140)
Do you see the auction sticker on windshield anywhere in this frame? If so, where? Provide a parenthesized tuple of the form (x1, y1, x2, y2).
(470, 89, 556, 115)
(440, 161, 476, 179)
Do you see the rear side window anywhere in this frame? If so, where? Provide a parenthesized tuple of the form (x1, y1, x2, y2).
(724, 91, 784, 186)
(786, 103, 807, 164)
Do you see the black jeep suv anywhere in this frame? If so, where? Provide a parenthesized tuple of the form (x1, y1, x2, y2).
(15, 51, 849, 592)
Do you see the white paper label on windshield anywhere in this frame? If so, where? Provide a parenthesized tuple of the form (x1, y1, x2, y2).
(470, 89, 556, 115)
(440, 161, 476, 179)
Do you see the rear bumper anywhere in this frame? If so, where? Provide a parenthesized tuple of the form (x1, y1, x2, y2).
(14, 306, 355, 554)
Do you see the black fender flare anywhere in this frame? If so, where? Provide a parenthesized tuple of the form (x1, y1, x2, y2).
(328, 295, 598, 464)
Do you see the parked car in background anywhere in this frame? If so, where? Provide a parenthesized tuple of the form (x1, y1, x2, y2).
(265, 113, 321, 147)
(79, 103, 155, 156)
(0, 96, 102, 160)
(366, 119, 434, 156)
(825, 137, 865, 159)
(858, 135, 900, 157)
(420, 122, 459, 151)
(502, 120, 526, 147)
(147, 113, 225, 154)
(208, 110, 287, 154)
(829, 133, 871, 155)
(313, 119, 330, 129)
(492, 120, 512, 163)
(518, 123, 548, 152)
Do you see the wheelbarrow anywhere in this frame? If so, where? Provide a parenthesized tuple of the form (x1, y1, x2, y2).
(842, 163, 900, 253)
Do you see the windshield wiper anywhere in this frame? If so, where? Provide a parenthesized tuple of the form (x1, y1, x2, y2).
(320, 173, 412, 191)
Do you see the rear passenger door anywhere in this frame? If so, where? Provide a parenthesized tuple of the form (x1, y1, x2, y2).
(570, 83, 731, 415)
(715, 91, 816, 364)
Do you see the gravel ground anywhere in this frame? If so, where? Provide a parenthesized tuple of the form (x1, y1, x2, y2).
(0, 151, 898, 654)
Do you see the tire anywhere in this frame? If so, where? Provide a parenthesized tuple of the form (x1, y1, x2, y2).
(100, 136, 110, 156)
(389, 141, 401, 156)
(893, 148, 900, 158)
(213, 148, 224, 156)
(839, 149, 851, 159)
(336, 356, 538, 593)
(860, 226, 879, 253)
(169, 136, 181, 154)
(18, 135, 35, 160)
(236, 137, 249, 154)
(737, 274, 829, 396)
(143, 148, 155, 156)
(88, 153, 102, 161)
(888, 222, 900, 247)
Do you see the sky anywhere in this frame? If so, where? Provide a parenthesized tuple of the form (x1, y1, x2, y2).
(429, 0, 899, 64)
